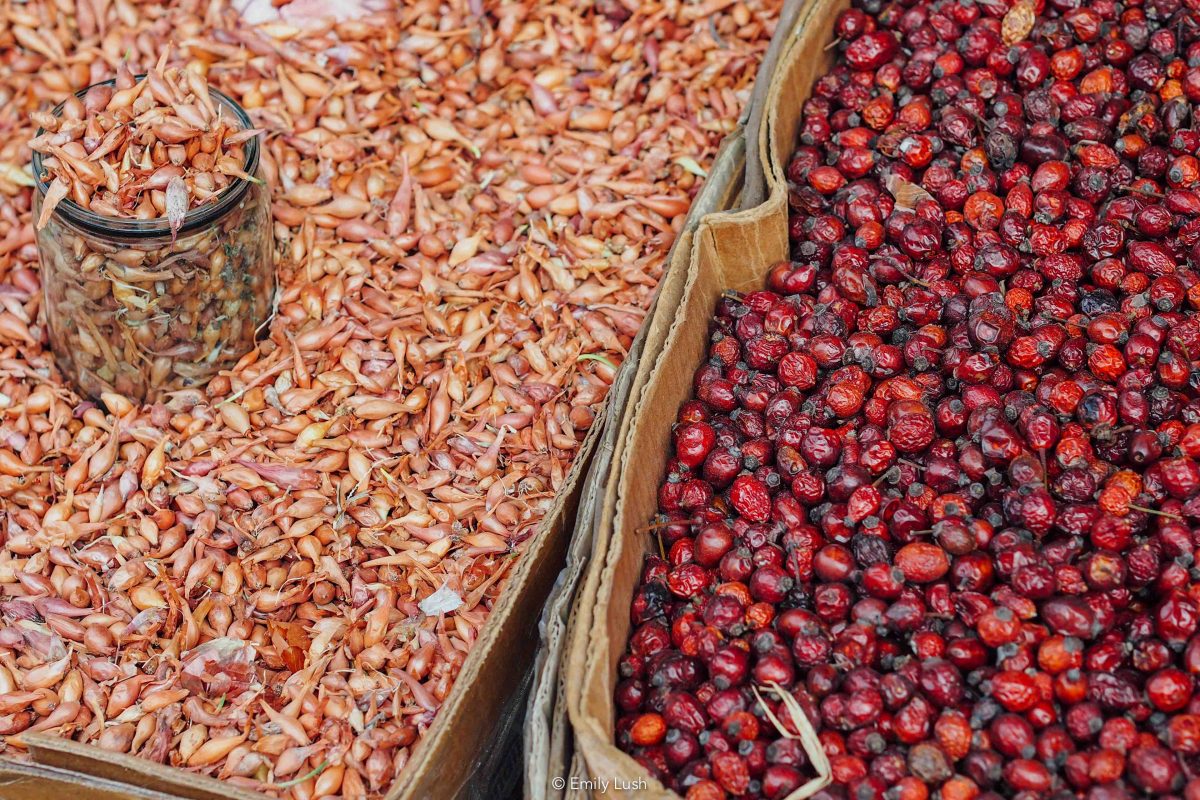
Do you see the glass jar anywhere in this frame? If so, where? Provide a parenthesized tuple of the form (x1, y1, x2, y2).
(32, 82, 275, 402)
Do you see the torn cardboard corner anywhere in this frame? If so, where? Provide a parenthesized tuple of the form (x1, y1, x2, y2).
(23, 733, 261, 800)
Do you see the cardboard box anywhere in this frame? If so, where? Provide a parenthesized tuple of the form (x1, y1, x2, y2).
(565, 0, 848, 795)
(524, 127, 748, 800)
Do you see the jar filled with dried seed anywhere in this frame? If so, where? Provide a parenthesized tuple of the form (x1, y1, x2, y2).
(31, 78, 274, 402)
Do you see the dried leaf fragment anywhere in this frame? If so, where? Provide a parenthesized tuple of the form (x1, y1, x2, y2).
(884, 173, 934, 212)
(674, 156, 709, 178)
(419, 584, 464, 616)
(1002, 0, 1036, 45)
(0, 163, 34, 187)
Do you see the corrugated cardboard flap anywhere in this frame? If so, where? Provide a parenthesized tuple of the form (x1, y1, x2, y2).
(0, 758, 184, 800)
(567, 0, 848, 797)
(24, 734, 265, 800)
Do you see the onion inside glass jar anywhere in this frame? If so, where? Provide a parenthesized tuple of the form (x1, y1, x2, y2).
(32, 79, 275, 403)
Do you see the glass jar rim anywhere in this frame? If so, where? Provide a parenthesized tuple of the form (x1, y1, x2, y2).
(31, 77, 261, 240)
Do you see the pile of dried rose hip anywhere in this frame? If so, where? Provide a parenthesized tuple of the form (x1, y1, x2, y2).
(615, 0, 1200, 797)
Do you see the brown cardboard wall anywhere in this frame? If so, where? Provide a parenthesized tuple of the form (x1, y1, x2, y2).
(0, 760, 185, 800)
(566, 0, 848, 795)
(525, 127, 751, 800)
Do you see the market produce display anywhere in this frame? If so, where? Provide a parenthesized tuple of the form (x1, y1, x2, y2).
(615, 0, 1200, 797)
(0, 0, 780, 796)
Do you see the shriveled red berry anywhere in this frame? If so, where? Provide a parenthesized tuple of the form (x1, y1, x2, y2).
(729, 474, 771, 522)
(844, 31, 899, 71)
(674, 422, 716, 469)
(894, 543, 949, 583)
(711, 751, 750, 795)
